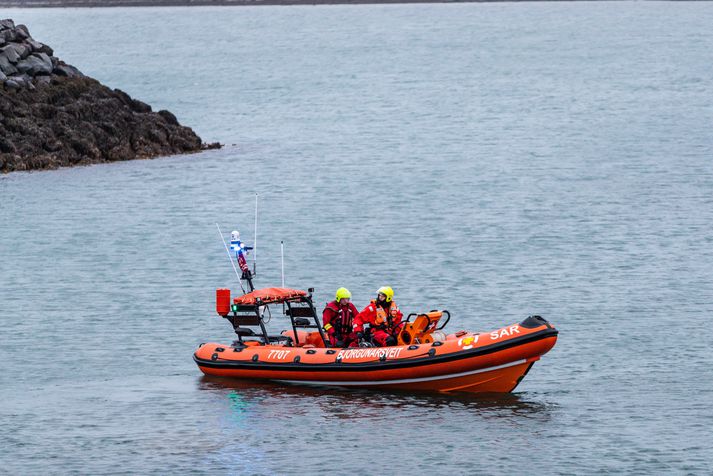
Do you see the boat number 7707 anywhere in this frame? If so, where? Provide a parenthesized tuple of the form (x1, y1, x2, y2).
(268, 350, 292, 360)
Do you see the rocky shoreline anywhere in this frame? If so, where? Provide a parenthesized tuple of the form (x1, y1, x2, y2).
(1, 19, 219, 173)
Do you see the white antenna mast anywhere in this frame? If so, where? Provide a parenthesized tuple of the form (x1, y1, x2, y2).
(253, 193, 258, 275)
(280, 240, 285, 288)
(216, 223, 246, 294)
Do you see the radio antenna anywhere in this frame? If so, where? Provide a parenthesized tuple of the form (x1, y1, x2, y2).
(280, 240, 285, 288)
(253, 193, 258, 275)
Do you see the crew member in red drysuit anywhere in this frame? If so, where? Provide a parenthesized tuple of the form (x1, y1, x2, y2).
(353, 286, 404, 347)
(322, 287, 359, 348)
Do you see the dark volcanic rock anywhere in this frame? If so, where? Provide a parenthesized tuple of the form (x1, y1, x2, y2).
(53, 62, 82, 78)
(16, 53, 53, 75)
(14, 24, 30, 40)
(1, 75, 211, 172)
(27, 39, 53, 56)
(1, 18, 220, 173)
(1, 44, 20, 63)
(0, 55, 18, 74)
(4, 78, 18, 90)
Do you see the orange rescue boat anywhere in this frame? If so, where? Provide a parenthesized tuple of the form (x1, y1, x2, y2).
(194, 287, 558, 393)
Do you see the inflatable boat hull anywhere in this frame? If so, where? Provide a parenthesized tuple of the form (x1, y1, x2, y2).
(194, 319, 557, 394)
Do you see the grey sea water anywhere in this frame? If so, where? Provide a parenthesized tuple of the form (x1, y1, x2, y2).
(2, 2, 713, 474)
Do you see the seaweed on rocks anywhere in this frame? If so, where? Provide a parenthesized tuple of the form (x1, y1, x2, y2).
(0, 19, 220, 173)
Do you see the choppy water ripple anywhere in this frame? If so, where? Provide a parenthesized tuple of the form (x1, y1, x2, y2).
(2, 2, 713, 474)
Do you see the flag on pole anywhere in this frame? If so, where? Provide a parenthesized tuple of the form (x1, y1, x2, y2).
(230, 230, 253, 274)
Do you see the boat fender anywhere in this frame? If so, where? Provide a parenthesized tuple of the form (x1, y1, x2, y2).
(307, 350, 316, 354)
(326, 350, 336, 355)
(252, 354, 259, 362)
(408, 345, 419, 350)
(215, 347, 225, 353)
(336, 355, 342, 363)
(198, 343, 205, 348)
(428, 348, 436, 357)
(379, 354, 387, 362)
(211, 353, 219, 361)
(233, 347, 243, 352)
(432, 341, 443, 347)
(293, 356, 301, 363)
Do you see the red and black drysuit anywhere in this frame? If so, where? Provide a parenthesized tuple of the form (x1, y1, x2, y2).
(353, 300, 404, 347)
(322, 300, 359, 348)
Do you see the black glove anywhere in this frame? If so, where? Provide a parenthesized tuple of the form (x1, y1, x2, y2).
(335, 340, 344, 348)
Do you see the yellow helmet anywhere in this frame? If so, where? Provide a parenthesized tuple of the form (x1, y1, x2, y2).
(335, 287, 352, 303)
(376, 286, 394, 302)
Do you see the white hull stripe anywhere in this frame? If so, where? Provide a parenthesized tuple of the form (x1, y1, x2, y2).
(273, 359, 529, 387)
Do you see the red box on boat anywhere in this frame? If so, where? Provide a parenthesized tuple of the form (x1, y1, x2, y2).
(216, 288, 231, 316)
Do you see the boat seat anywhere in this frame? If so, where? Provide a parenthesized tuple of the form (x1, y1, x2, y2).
(286, 307, 315, 318)
(234, 328, 256, 337)
(268, 335, 291, 344)
(233, 315, 261, 326)
(293, 317, 312, 327)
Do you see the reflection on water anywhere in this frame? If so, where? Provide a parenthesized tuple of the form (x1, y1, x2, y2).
(196, 375, 558, 473)
(226, 391, 250, 423)
(199, 375, 554, 423)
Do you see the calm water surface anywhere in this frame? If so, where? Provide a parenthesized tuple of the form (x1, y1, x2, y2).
(2, 3, 713, 474)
